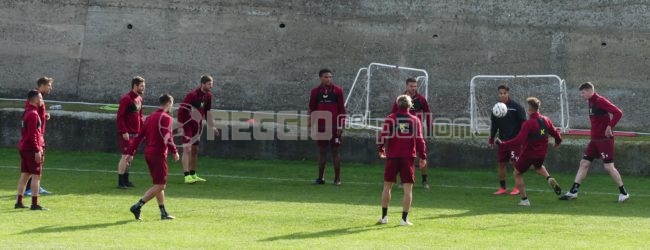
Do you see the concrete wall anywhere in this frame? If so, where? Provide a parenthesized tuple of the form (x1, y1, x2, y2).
(2, 109, 648, 175)
(1, 1, 650, 131)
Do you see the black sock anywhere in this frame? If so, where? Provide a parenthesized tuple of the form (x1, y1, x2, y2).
(189, 170, 196, 175)
(402, 211, 408, 221)
(570, 183, 580, 193)
(522, 197, 528, 200)
(118, 174, 125, 184)
(546, 176, 552, 180)
(422, 175, 428, 183)
(499, 180, 506, 188)
(124, 172, 130, 182)
(619, 185, 628, 195)
(159, 204, 167, 215)
(184, 172, 189, 176)
(135, 199, 146, 208)
(381, 207, 387, 218)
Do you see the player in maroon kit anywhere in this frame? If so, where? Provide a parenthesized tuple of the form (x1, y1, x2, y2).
(115, 76, 145, 189)
(497, 97, 562, 206)
(127, 94, 179, 220)
(560, 82, 629, 202)
(488, 85, 527, 196)
(308, 68, 346, 185)
(390, 77, 433, 189)
(377, 95, 427, 226)
(177, 75, 219, 184)
(24, 76, 53, 196)
(15, 90, 47, 210)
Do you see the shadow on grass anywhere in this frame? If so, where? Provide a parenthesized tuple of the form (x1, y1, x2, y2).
(259, 224, 393, 241)
(15, 220, 132, 235)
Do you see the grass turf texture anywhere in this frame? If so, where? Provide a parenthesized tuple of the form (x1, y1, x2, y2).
(1, 147, 649, 249)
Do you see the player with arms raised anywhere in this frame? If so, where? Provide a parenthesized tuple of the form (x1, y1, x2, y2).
(497, 97, 562, 206)
(488, 85, 526, 195)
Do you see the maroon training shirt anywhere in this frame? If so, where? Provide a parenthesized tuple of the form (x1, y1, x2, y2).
(19, 105, 45, 152)
(309, 83, 346, 129)
(390, 92, 433, 131)
(128, 108, 178, 156)
(377, 109, 427, 159)
(24, 99, 46, 135)
(588, 93, 623, 139)
(501, 112, 562, 159)
(116, 91, 144, 134)
(178, 88, 212, 126)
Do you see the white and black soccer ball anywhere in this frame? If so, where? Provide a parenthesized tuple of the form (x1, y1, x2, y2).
(492, 102, 508, 118)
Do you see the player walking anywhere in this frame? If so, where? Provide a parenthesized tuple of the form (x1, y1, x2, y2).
(559, 82, 629, 202)
(488, 85, 526, 195)
(497, 97, 562, 206)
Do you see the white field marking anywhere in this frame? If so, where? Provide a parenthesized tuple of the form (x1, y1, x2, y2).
(0, 165, 646, 197)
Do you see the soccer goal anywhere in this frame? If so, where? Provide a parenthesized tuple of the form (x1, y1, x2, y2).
(469, 75, 570, 134)
(345, 62, 429, 130)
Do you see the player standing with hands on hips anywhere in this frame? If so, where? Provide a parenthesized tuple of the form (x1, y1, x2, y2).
(559, 82, 629, 202)
(390, 77, 433, 189)
(377, 95, 427, 226)
(309, 68, 346, 185)
(488, 85, 526, 195)
(127, 94, 179, 220)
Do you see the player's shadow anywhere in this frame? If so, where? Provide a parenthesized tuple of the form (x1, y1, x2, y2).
(259, 224, 391, 242)
(15, 220, 132, 235)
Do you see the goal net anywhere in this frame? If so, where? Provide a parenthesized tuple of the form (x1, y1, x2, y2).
(345, 63, 429, 130)
(469, 75, 570, 134)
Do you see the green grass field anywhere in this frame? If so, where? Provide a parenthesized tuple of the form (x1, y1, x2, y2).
(1, 147, 649, 249)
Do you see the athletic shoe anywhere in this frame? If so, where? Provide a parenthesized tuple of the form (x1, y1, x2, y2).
(130, 205, 142, 220)
(423, 181, 430, 190)
(192, 174, 206, 182)
(14, 203, 28, 209)
(24, 189, 32, 196)
(38, 187, 52, 195)
(518, 199, 530, 206)
(509, 188, 520, 195)
(125, 182, 135, 188)
(493, 187, 507, 195)
(334, 178, 341, 186)
(376, 217, 388, 225)
(400, 219, 413, 226)
(547, 178, 562, 196)
(312, 178, 325, 185)
(161, 214, 175, 220)
(559, 192, 578, 200)
(184, 175, 197, 184)
(117, 183, 129, 189)
(30, 205, 48, 210)
(618, 193, 630, 203)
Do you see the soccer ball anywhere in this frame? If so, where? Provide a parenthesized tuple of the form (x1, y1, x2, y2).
(492, 102, 508, 118)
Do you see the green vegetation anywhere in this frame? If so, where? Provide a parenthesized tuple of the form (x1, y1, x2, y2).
(1, 147, 649, 249)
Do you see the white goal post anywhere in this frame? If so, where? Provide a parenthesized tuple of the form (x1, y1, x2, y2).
(469, 74, 570, 134)
(345, 62, 429, 129)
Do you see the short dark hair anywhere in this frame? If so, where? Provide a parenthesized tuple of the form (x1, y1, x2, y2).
(405, 77, 417, 84)
(159, 93, 173, 105)
(200, 75, 213, 84)
(27, 89, 40, 101)
(131, 76, 145, 88)
(318, 68, 332, 77)
(527, 97, 540, 111)
(497, 85, 509, 92)
(579, 82, 594, 91)
(37, 76, 53, 87)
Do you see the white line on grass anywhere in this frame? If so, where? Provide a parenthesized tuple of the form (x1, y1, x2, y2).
(0, 165, 646, 197)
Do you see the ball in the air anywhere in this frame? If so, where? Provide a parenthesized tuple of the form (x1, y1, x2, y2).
(492, 102, 508, 118)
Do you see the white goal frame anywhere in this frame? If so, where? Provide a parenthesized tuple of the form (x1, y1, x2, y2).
(345, 62, 429, 127)
(469, 74, 570, 134)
